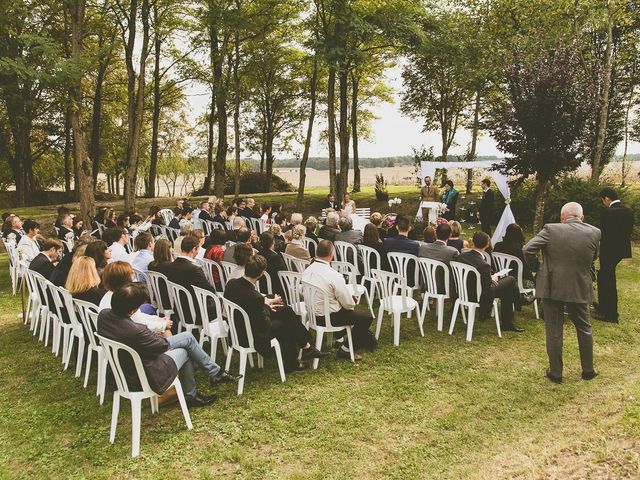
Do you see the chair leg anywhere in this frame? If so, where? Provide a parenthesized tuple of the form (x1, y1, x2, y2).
(416, 306, 425, 337)
(393, 312, 401, 346)
(375, 306, 384, 340)
(130, 397, 142, 458)
(209, 336, 218, 364)
(313, 330, 324, 370)
(449, 300, 460, 335)
(75, 337, 85, 378)
(272, 341, 286, 383)
(150, 396, 158, 414)
(345, 328, 355, 362)
(83, 346, 93, 388)
(534, 298, 540, 319)
(494, 302, 502, 338)
(237, 352, 248, 395)
(174, 379, 193, 429)
(99, 357, 107, 405)
(225, 347, 233, 372)
(466, 306, 477, 342)
(437, 298, 445, 332)
(63, 328, 72, 369)
(109, 391, 120, 444)
(363, 288, 374, 318)
(220, 337, 229, 355)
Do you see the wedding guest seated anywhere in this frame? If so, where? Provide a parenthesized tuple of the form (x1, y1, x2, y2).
(258, 232, 287, 296)
(283, 212, 302, 235)
(168, 207, 193, 230)
(57, 213, 75, 244)
(225, 216, 246, 243)
(302, 240, 376, 360)
(285, 225, 311, 262)
(103, 227, 131, 263)
(457, 232, 525, 332)
(51, 235, 94, 287)
(422, 226, 436, 244)
(493, 223, 534, 287)
(191, 229, 206, 259)
(99, 261, 171, 334)
(319, 211, 341, 241)
(228, 243, 253, 280)
(419, 223, 459, 294)
(304, 216, 319, 243)
(198, 201, 213, 223)
(116, 213, 131, 231)
(72, 216, 86, 238)
(54, 206, 70, 229)
(447, 221, 466, 252)
(17, 219, 41, 264)
(66, 256, 105, 306)
(383, 215, 419, 256)
(223, 227, 251, 263)
(3, 215, 23, 243)
(103, 208, 117, 228)
(212, 206, 227, 225)
(224, 255, 328, 372)
(260, 204, 272, 225)
(269, 224, 286, 253)
(85, 240, 111, 277)
(97, 283, 239, 408)
(173, 223, 193, 254)
(363, 223, 388, 270)
(147, 238, 174, 308)
(131, 232, 155, 273)
(370, 212, 387, 240)
(335, 216, 363, 245)
(204, 229, 226, 287)
(241, 198, 255, 218)
(29, 238, 63, 280)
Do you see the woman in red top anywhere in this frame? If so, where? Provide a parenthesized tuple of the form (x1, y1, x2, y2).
(204, 228, 227, 288)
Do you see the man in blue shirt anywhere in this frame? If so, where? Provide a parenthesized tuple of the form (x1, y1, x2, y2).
(131, 232, 155, 274)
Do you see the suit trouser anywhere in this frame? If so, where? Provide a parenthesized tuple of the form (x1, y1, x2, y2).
(597, 257, 621, 320)
(481, 219, 492, 236)
(264, 307, 311, 371)
(488, 276, 518, 326)
(166, 332, 222, 398)
(542, 299, 594, 378)
(318, 308, 373, 350)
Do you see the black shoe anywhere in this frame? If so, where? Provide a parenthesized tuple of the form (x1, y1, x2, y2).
(302, 347, 331, 360)
(594, 312, 618, 323)
(285, 362, 309, 373)
(186, 393, 215, 408)
(518, 294, 535, 306)
(502, 324, 524, 332)
(210, 371, 243, 386)
(546, 369, 562, 384)
(337, 348, 362, 361)
(582, 369, 598, 381)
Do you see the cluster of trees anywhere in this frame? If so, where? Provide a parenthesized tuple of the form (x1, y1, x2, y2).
(1, 0, 639, 228)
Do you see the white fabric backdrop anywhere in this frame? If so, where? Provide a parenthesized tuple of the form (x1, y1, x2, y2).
(420, 161, 514, 245)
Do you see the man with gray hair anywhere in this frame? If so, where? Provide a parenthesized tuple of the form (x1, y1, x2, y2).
(523, 202, 601, 384)
(319, 211, 341, 241)
(335, 216, 363, 245)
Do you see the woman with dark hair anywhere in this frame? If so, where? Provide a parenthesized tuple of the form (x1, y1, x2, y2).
(148, 206, 165, 226)
(104, 208, 117, 228)
(258, 231, 287, 296)
(204, 229, 227, 286)
(363, 223, 388, 270)
(228, 243, 253, 280)
(441, 180, 458, 220)
(84, 240, 111, 276)
(493, 223, 534, 285)
(72, 217, 86, 239)
(94, 207, 107, 225)
(148, 238, 173, 273)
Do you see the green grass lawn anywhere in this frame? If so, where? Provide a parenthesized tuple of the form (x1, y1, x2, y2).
(1, 193, 640, 478)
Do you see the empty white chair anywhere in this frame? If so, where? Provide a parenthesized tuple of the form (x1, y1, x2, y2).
(222, 298, 286, 395)
(96, 334, 193, 458)
(387, 252, 420, 295)
(303, 237, 318, 257)
(166, 281, 203, 341)
(192, 285, 229, 363)
(372, 269, 421, 346)
(145, 271, 173, 317)
(334, 241, 361, 274)
(492, 252, 539, 319)
(357, 245, 382, 304)
(417, 258, 451, 331)
(278, 271, 307, 323)
(52, 285, 87, 377)
(301, 280, 355, 367)
(331, 261, 374, 317)
(449, 261, 501, 342)
(74, 299, 107, 403)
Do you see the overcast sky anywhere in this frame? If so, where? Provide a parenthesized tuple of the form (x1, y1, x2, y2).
(185, 65, 640, 160)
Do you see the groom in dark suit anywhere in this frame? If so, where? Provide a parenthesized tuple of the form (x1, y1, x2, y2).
(478, 179, 495, 235)
(596, 187, 634, 323)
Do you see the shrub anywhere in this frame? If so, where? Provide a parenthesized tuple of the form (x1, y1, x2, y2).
(224, 171, 294, 195)
(375, 173, 389, 201)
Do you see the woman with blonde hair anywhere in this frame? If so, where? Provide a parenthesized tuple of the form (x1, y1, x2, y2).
(66, 256, 105, 305)
(447, 220, 466, 252)
(268, 223, 286, 253)
(285, 224, 311, 261)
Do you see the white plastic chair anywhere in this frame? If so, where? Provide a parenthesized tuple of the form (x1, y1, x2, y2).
(96, 334, 193, 458)
(52, 285, 86, 377)
(146, 271, 174, 317)
(301, 280, 355, 367)
(449, 261, 501, 342)
(21, 264, 39, 328)
(331, 261, 374, 317)
(30, 272, 53, 344)
(372, 269, 421, 346)
(334, 241, 361, 274)
(257, 270, 273, 295)
(192, 285, 229, 363)
(492, 252, 539, 319)
(303, 237, 317, 257)
(282, 253, 310, 273)
(159, 208, 175, 225)
(222, 298, 286, 395)
(278, 271, 307, 324)
(358, 245, 382, 304)
(74, 299, 107, 403)
(417, 258, 451, 331)
(166, 280, 203, 341)
(220, 261, 236, 280)
(196, 258, 226, 293)
(387, 252, 420, 295)
(165, 227, 180, 244)
(5, 242, 21, 295)
(249, 217, 263, 234)
(132, 266, 151, 286)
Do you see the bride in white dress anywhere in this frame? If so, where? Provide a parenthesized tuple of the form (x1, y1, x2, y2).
(342, 193, 356, 215)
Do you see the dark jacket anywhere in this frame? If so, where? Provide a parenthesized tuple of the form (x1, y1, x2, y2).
(305, 229, 319, 244)
(73, 287, 106, 306)
(600, 202, 633, 262)
(383, 235, 419, 256)
(318, 225, 340, 241)
(325, 200, 339, 210)
(479, 188, 495, 224)
(97, 308, 177, 394)
(493, 240, 533, 282)
(457, 250, 493, 306)
(50, 253, 73, 287)
(162, 257, 215, 325)
(168, 218, 181, 230)
(29, 253, 55, 280)
(258, 248, 287, 296)
(199, 210, 213, 222)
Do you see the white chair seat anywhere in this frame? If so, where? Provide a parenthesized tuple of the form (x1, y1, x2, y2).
(388, 295, 419, 313)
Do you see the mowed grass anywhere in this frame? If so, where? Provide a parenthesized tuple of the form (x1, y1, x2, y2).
(1, 192, 640, 478)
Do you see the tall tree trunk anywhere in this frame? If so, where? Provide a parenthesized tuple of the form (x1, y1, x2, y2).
(148, 5, 161, 198)
(591, 0, 614, 181)
(351, 71, 360, 193)
(233, 33, 241, 197)
(63, 106, 72, 194)
(297, 54, 319, 211)
(90, 64, 106, 189)
(5, 93, 33, 206)
(327, 65, 337, 196)
(533, 178, 549, 233)
(204, 85, 216, 193)
(467, 89, 481, 193)
(265, 123, 274, 193)
(338, 67, 349, 198)
(212, 28, 228, 198)
(68, 0, 95, 225)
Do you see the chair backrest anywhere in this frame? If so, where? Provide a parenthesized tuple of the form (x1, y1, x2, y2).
(57, 286, 85, 332)
(146, 270, 172, 314)
(257, 271, 273, 295)
(417, 258, 450, 297)
(165, 227, 180, 244)
(387, 252, 419, 287)
(301, 280, 333, 328)
(220, 261, 236, 280)
(358, 245, 382, 279)
(31, 271, 51, 309)
(449, 261, 482, 304)
(74, 298, 100, 349)
(22, 266, 39, 302)
(372, 269, 410, 310)
(331, 261, 358, 287)
(96, 334, 154, 395)
(159, 208, 175, 225)
(46, 282, 69, 324)
(462, 248, 491, 265)
(303, 237, 317, 257)
(249, 217, 263, 234)
(191, 285, 224, 338)
(282, 252, 296, 271)
(5, 242, 18, 268)
(149, 224, 163, 237)
(132, 266, 151, 286)
(166, 280, 198, 327)
(221, 297, 256, 351)
(200, 220, 212, 236)
(282, 253, 310, 273)
(278, 271, 304, 315)
(492, 252, 524, 290)
(196, 258, 226, 292)
(212, 221, 225, 231)
(334, 241, 360, 273)
(355, 207, 371, 220)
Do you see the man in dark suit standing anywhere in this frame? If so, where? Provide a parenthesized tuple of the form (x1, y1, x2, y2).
(523, 202, 601, 383)
(224, 255, 328, 372)
(324, 193, 339, 211)
(596, 187, 634, 323)
(478, 179, 495, 235)
(29, 238, 64, 279)
(458, 231, 524, 332)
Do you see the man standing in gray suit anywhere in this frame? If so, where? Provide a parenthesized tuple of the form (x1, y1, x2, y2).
(523, 202, 601, 384)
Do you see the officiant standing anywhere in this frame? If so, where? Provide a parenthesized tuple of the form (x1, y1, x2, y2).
(420, 176, 440, 222)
